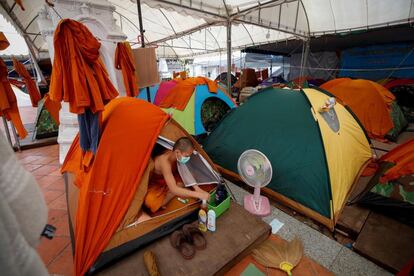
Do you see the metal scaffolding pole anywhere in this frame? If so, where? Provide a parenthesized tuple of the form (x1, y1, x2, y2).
(136, 0, 151, 102)
(226, 19, 232, 95)
(299, 38, 310, 81)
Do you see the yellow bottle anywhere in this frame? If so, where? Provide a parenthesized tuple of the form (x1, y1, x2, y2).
(198, 200, 208, 232)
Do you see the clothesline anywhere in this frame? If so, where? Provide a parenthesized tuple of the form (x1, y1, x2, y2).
(286, 65, 414, 72)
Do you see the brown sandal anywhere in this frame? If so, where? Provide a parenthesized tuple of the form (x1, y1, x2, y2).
(170, 230, 195, 260)
(182, 224, 207, 250)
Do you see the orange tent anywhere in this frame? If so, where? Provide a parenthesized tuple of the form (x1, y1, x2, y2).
(159, 77, 218, 111)
(321, 78, 395, 140)
(62, 97, 169, 275)
(114, 42, 138, 97)
(0, 32, 10, 50)
(49, 19, 118, 114)
(0, 57, 27, 139)
(62, 97, 218, 274)
(12, 58, 42, 107)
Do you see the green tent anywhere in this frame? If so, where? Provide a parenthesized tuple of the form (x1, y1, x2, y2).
(203, 87, 372, 229)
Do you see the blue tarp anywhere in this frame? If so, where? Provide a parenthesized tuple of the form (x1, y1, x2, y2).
(339, 43, 414, 80)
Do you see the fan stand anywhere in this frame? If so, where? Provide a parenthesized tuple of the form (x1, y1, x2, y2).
(244, 187, 271, 217)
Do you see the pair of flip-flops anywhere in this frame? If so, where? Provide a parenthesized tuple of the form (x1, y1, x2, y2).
(170, 224, 207, 259)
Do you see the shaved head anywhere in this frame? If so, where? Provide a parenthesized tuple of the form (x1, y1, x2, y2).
(173, 137, 194, 152)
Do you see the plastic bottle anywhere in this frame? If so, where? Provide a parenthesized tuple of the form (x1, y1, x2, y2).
(207, 209, 216, 232)
(198, 200, 208, 232)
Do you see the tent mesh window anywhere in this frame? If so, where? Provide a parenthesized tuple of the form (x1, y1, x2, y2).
(201, 97, 231, 132)
(320, 108, 340, 133)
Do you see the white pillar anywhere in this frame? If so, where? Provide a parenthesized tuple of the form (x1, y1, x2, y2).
(37, 0, 127, 164)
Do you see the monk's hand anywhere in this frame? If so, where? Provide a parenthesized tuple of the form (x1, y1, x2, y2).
(199, 191, 210, 202)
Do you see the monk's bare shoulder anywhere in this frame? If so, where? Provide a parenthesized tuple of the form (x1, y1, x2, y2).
(154, 152, 172, 174)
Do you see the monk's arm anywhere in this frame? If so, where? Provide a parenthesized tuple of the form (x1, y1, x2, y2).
(161, 164, 207, 200)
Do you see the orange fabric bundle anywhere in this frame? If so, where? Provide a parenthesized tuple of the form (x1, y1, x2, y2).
(115, 42, 138, 97)
(159, 77, 218, 111)
(0, 32, 10, 50)
(13, 58, 42, 107)
(379, 139, 414, 183)
(0, 58, 27, 139)
(49, 19, 118, 114)
(321, 78, 395, 140)
(43, 93, 61, 125)
(61, 97, 169, 276)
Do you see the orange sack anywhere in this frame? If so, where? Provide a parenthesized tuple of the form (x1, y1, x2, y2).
(61, 97, 169, 276)
(0, 57, 27, 139)
(159, 77, 218, 111)
(115, 42, 138, 97)
(12, 57, 42, 107)
(49, 19, 118, 114)
(0, 32, 10, 50)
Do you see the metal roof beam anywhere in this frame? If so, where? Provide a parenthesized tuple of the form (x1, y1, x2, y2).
(147, 21, 220, 46)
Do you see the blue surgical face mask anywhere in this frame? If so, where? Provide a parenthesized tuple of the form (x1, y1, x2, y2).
(178, 156, 191, 164)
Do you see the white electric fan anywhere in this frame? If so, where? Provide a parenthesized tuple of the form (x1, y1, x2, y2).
(237, 149, 272, 216)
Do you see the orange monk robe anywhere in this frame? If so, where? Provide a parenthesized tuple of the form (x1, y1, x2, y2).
(0, 32, 10, 50)
(144, 172, 182, 213)
(159, 77, 218, 111)
(49, 19, 118, 114)
(13, 58, 42, 107)
(115, 42, 138, 97)
(0, 58, 27, 139)
(43, 93, 61, 125)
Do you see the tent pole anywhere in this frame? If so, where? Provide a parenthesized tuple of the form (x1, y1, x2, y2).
(136, 0, 151, 102)
(226, 19, 232, 95)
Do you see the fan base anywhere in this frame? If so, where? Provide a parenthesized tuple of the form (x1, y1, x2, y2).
(244, 195, 271, 217)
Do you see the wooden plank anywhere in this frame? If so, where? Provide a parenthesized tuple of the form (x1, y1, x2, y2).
(336, 176, 371, 238)
(336, 205, 370, 239)
(354, 212, 414, 273)
(98, 202, 271, 276)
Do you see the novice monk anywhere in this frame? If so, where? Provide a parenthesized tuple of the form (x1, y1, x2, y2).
(144, 137, 210, 213)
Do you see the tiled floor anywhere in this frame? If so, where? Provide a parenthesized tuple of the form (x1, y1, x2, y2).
(14, 143, 393, 276)
(15, 144, 74, 276)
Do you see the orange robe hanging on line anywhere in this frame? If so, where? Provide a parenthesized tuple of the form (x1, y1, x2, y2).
(12, 57, 42, 107)
(0, 32, 10, 50)
(0, 58, 27, 139)
(159, 77, 218, 111)
(115, 42, 138, 97)
(49, 19, 118, 115)
(43, 93, 61, 125)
